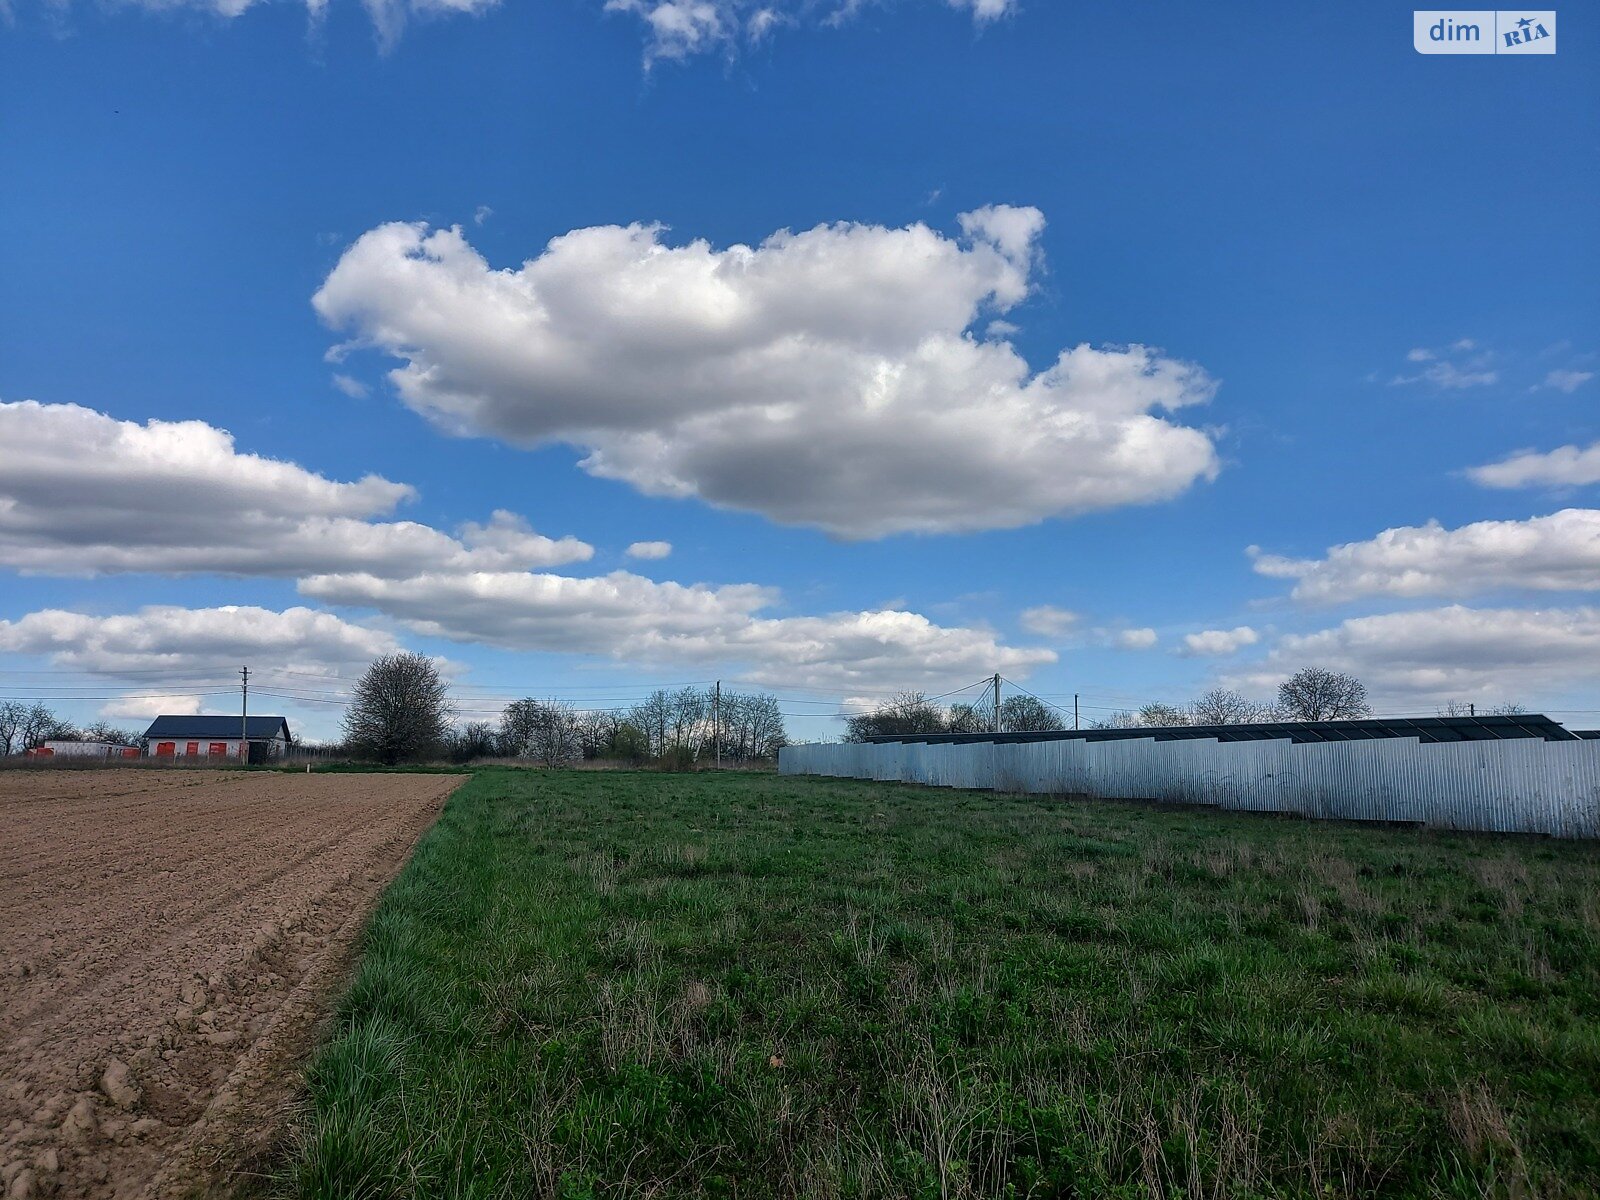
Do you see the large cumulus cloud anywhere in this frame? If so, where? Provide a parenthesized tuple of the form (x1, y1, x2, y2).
(314, 210, 1221, 538)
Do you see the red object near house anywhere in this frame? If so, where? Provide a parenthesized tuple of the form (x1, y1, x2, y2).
(208, 742, 227, 756)
(120, 747, 140, 758)
(155, 742, 175, 756)
(185, 742, 199, 756)
(26, 747, 54, 757)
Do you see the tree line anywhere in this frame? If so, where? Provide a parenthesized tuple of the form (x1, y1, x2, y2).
(0, 702, 141, 755)
(846, 668, 1400, 740)
(845, 691, 1066, 741)
(340, 653, 787, 766)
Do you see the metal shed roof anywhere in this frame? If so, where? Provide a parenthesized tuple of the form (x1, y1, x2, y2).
(865, 714, 1579, 746)
(142, 715, 291, 740)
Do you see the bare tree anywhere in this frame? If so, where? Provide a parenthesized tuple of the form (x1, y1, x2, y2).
(1137, 702, 1190, 728)
(999, 694, 1065, 732)
(1276, 667, 1370, 721)
(82, 720, 141, 746)
(575, 710, 618, 759)
(1439, 700, 1531, 717)
(626, 690, 669, 758)
(845, 692, 948, 741)
(946, 702, 989, 734)
(1090, 710, 1138, 729)
(499, 699, 582, 767)
(342, 653, 453, 764)
(0, 702, 24, 756)
(1190, 688, 1273, 725)
(714, 692, 786, 761)
(448, 721, 499, 763)
(16, 703, 76, 751)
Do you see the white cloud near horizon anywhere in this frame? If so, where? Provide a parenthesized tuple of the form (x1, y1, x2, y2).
(313, 211, 1220, 538)
(0, 604, 399, 678)
(0, 399, 1053, 695)
(1019, 605, 1077, 637)
(0, 401, 593, 578)
(625, 540, 673, 559)
(1251, 509, 1600, 604)
(1230, 605, 1600, 706)
(1180, 625, 1258, 656)
(297, 568, 1055, 691)
(1469, 442, 1600, 490)
(99, 693, 207, 720)
(1112, 628, 1158, 650)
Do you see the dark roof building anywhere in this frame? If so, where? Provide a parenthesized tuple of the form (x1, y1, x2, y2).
(143, 715, 292, 742)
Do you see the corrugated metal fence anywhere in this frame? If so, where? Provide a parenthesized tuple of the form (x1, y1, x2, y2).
(778, 736, 1600, 838)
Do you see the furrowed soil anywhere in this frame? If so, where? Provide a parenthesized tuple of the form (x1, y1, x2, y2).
(0, 769, 462, 1200)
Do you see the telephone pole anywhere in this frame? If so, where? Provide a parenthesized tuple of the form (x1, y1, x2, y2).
(713, 680, 722, 769)
(1073, 693, 1079, 731)
(992, 673, 1001, 734)
(240, 665, 250, 761)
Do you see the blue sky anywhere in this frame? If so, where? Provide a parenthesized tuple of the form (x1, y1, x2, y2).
(1, 0, 1596, 741)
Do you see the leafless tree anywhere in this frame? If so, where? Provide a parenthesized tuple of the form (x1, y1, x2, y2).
(13, 703, 77, 751)
(575, 710, 619, 759)
(999, 694, 1065, 732)
(1276, 667, 1370, 721)
(1439, 700, 1529, 718)
(845, 692, 948, 741)
(448, 721, 499, 762)
(0, 702, 25, 756)
(342, 652, 454, 764)
(1090, 710, 1139, 729)
(82, 721, 141, 746)
(1190, 688, 1274, 725)
(1137, 702, 1190, 728)
(714, 692, 786, 761)
(500, 698, 582, 767)
(946, 702, 989, 734)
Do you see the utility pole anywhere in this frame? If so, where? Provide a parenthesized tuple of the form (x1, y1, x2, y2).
(1469, 702, 1475, 717)
(1073, 693, 1079, 731)
(992, 673, 1001, 734)
(713, 680, 721, 770)
(240, 665, 250, 761)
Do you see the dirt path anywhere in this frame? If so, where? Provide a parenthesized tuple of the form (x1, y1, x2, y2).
(0, 769, 462, 1199)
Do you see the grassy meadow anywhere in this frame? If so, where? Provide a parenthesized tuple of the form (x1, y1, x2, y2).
(285, 769, 1600, 1199)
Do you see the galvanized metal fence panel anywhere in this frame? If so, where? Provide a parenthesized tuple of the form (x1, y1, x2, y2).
(778, 735, 1600, 838)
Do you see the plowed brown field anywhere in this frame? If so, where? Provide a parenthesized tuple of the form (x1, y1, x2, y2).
(0, 769, 462, 1199)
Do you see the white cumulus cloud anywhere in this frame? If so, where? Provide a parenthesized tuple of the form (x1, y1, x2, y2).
(625, 540, 674, 559)
(1018, 605, 1077, 637)
(313, 212, 1220, 538)
(1180, 626, 1258, 656)
(1251, 509, 1600, 604)
(1469, 442, 1600, 490)
(298, 568, 1053, 691)
(0, 604, 399, 677)
(1248, 605, 1600, 704)
(0, 401, 592, 578)
(1113, 627, 1158, 650)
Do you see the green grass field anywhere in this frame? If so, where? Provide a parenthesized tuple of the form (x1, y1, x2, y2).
(285, 769, 1600, 1199)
